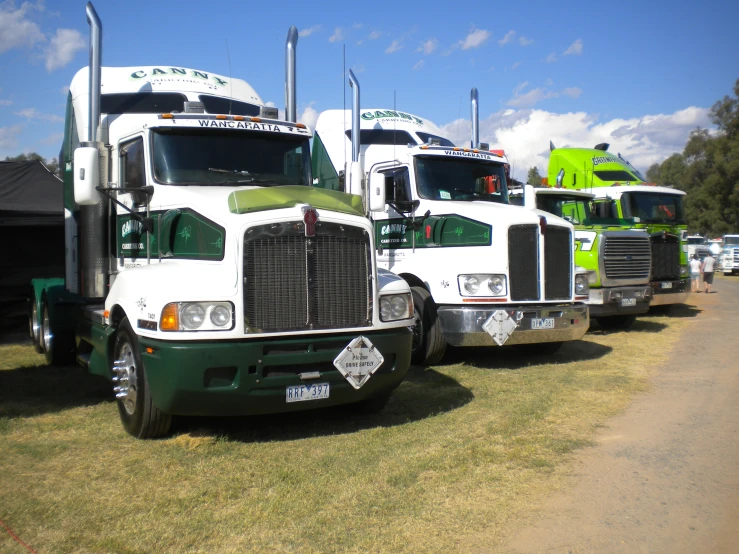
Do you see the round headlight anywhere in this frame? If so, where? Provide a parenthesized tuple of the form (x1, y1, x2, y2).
(380, 297, 392, 320)
(575, 276, 588, 295)
(463, 276, 480, 294)
(181, 303, 205, 329)
(390, 295, 408, 318)
(210, 305, 231, 327)
(487, 276, 505, 295)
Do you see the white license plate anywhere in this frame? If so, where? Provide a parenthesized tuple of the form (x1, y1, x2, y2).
(286, 382, 330, 403)
(531, 318, 555, 330)
(621, 298, 637, 307)
(660, 282, 673, 289)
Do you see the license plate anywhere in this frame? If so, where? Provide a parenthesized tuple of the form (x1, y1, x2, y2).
(621, 298, 637, 307)
(286, 383, 330, 403)
(531, 318, 555, 330)
(660, 282, 673, 289)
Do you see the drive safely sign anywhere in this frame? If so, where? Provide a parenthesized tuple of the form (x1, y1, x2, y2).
(333, 336, 385, 389)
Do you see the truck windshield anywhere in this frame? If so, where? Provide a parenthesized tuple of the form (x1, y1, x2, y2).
(151, 129, 311, 186)
(536, 195, 601, 225)
(414, 156, 509, 204)
(621, 192, 685, 224)
(687, 237, 707, 245)
(725, 236, 739, 246)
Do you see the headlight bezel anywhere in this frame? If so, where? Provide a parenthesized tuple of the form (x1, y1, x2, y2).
(457, 274, 507, 297)
(379, 293, 413, 322)
(574, 274, 590, 296)
(160, 301, 235, 332)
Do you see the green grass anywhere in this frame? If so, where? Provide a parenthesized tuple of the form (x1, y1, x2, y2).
(0, 312, 688, 553)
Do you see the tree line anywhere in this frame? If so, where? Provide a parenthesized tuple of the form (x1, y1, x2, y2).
(646, 79, 739, 237)
(4, 153, 60, 177)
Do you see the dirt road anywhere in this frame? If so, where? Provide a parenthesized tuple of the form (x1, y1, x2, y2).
(502, 277, 739, 553)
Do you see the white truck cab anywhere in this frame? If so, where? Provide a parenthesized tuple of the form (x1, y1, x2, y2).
(721, 235, 739, 274)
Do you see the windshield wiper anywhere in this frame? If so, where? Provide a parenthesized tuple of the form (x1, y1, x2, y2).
(208, 167, 250, 175)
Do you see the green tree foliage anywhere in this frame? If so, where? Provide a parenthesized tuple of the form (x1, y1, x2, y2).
(527, 166, 542, 186)
(648, 79, 739, 236)
(4, 152, 60, 177)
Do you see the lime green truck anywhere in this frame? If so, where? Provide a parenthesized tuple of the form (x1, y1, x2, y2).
(544, 144, 690, 308)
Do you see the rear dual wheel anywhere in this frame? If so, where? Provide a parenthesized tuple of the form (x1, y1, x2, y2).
(28, 296, 43, 353)
(410, 286, 447, 366)
(38, 297, 75, 366)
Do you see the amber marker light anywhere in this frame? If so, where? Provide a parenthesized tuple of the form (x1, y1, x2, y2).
(161, 114, 174, 119)
(250, 117, 262, 122)
(296, 123, 306, 129)
(215, 115, 227, 120)
(234, 115, 245, 121)
(160, 303, 179, 331)
(145, 347, 155, 354)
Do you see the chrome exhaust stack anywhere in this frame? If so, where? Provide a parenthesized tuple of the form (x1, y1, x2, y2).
(349, 69, 361, 163)
(85, 2, 102, 143)
(470, 87, 479, 149)
(285, 26, 298, 122)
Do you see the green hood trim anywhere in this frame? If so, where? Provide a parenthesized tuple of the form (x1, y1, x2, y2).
(228, 186, 364, 217)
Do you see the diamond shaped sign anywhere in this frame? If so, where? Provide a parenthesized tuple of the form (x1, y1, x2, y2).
(482, 310, 520, 346)
(333, 336, 385, 390)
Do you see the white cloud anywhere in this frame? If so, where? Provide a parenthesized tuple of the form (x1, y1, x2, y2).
(562, 87, 583, 99)
(44, 28, 85, 71)
(563, 39, 583, 56)
(298, 103, 319, 130)
(0, 99, 13, 106)
(417, 38, 438, 55)
(413, 60, 424, 71)
(368, 30, 382, 40)
(507, 82, 558, 108)
(299, 25, 322, 38)
(0, 1, 45, 54)
(459, 28, 490, 50)
(439, 106, 712, 181)
(0, 124, 24, 156)
(41, 132, 64, 145)
(385, 39, 404, 54)
(329, 27, 344, 43)
(351, 64, 365, 74)
(498, 30, 515, 46)
(545, 52, 558, 63)
(519, 36, 534, 46)
(511, 61, 521, 70)
(352, 23, 363, 29)
(545, 78, 554, 86)
(14, 108, 64, 122)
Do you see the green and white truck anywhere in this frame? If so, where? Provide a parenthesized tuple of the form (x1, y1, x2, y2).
(28, 3, 414, 438)
(545, 144, 690, 307)
(511, 186, 652, 329)
(311, 84, 589, 364)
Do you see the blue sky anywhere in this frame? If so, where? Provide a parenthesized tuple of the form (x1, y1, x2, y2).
(1, 0, 737, 179)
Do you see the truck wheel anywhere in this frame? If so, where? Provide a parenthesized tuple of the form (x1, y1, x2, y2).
(595, 315, 637, 330)
(40, 299, 75, 366)
(410, 286, 447, 366)
(29, 296, 43, 353)
(112, 318, 172, 439)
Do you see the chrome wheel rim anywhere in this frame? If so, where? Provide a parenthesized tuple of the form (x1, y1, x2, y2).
(31, 302, 39, 343)
(42, 306, 52, 353)
(112, 341, 138, 415)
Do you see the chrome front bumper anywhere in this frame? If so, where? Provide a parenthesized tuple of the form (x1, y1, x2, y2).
(588, 285, 652, 317)
(437, 304, 590, 347)
(650, 279, 690, 306)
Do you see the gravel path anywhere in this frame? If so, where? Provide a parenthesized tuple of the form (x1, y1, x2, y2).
(502, 277, 739, 553)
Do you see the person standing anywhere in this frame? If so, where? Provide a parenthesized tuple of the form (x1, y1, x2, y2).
(689, 254, 702, 292)
(701, 252, 716, 293)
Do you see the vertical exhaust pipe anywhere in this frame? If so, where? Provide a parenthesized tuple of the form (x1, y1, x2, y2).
(470, 87, 479, 149)
(349, 69, 360, 162)
(285, 27, 298, 123)
(86, 2, 102, 143)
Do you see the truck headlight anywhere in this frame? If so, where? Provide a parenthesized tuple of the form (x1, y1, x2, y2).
(680, 264, 689, 276)
(458, 274, 507, 297)
(160, 301, 234, 331)
(575, 274, 590, 296)
(380, 293, 413, 322)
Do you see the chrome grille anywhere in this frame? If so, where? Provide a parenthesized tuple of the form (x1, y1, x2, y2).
(602, 232, 652, 286)
(545, 226, 571, 300)
(244, 221, 371, 332)
(508, 225, 539, 301)
(651, 234, 680, 280)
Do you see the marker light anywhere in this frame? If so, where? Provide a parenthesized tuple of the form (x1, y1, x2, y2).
(160, 303, 179, 331)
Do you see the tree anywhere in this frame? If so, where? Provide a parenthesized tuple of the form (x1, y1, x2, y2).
(527, 166, 542, 186)
(4, 152, 59, 177)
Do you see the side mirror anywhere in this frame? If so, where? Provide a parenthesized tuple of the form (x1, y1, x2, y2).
(347, 161, 363, 197)
(523, 184, 537, 209)
(74, 146, 100, 205)
(556, 168, 565, 188)
(369, 172, 387, 212)
(159, 208, 182, 257)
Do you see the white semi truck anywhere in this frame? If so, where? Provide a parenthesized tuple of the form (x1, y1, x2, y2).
(311, 84, 589, 364)
(28, 3, 414, 438)
(721, 234, 739, 274)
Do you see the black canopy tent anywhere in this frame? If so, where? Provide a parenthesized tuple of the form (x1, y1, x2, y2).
(0, 161, 65, 310)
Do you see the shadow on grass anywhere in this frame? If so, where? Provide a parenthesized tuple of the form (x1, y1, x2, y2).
(648, 303, 702, 318)
(440, 339, 613, 371)
(588, 319, 668, 335)
(173, 367, 473, 443)
(0, 364, 113, 418)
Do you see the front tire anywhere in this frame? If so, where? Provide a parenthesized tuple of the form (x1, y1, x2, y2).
(410, 286, 447, 366)
(595, 314, 637, 330)
(112, 318, 172, 439)
(29, 296, 43, 353)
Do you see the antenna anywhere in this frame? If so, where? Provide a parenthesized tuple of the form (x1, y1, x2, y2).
(343, 44, 346, 175)
(225, 39, 233, 115)
(393, 89, 396, 163)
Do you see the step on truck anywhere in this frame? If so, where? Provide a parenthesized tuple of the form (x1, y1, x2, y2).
(28, 3, 414, 438)
(546, 143, 690, 307)
(512, 186, 652, 329)
(721, 235, 739, 274)
(311, 83, 589, 364)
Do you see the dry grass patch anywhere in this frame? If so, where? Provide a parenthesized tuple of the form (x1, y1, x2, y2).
(0, 308, 692, 553)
